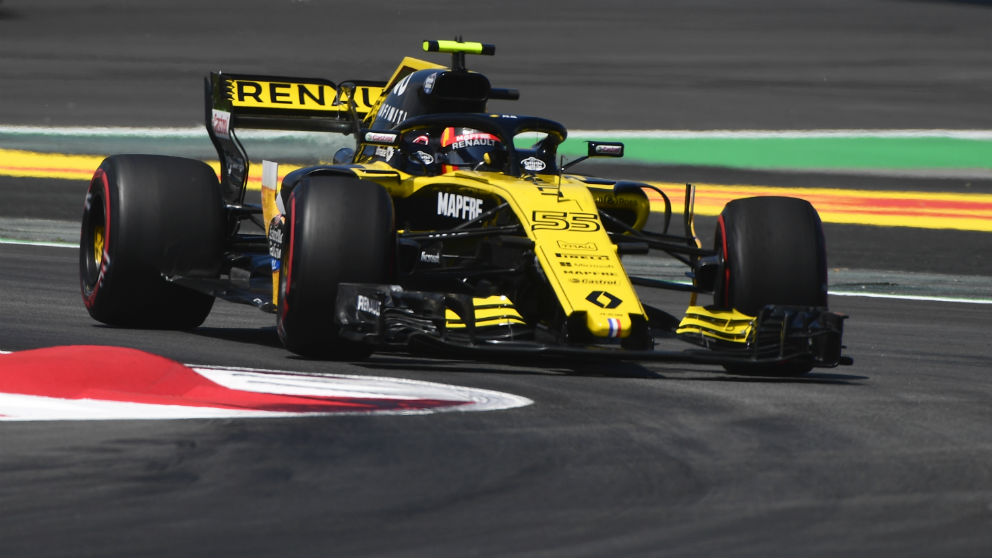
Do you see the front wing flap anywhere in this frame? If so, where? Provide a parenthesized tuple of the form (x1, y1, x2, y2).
(336, 283, 850, 369)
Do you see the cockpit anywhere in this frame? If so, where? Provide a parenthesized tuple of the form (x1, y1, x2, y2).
(356, 113, 567, 177)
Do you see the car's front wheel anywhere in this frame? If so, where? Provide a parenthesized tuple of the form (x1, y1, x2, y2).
(713, 196, 828, 375)
(277, 174, 394, 358)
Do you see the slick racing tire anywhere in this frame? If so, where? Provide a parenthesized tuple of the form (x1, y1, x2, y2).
(277, 174, 394, 358)
(80, 155, 225, 329)
(713, 196, 828, 375)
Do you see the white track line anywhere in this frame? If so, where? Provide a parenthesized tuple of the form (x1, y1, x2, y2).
(567, 129, 992, 139)
(0, 239, 75, 248)
(830, 291, 992, 305)
(4, 236, 988, 305)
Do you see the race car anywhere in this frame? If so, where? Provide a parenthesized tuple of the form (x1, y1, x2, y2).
(79, 39, 850, 374)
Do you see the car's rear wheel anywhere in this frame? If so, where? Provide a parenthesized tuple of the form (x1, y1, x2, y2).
(713, 196, 828, 375)
(80, 155, 225, 329)
(277, 174, 394, 358)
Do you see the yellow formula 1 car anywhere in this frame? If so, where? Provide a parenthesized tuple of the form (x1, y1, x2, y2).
(79, 40, 850, 374)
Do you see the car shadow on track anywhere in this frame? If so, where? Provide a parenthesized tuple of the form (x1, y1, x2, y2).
(356, 354, 869, 385)
(354, 355, 569, 378)
(693, 371, 870, 385)
(566, 363, 868, 385)
(192, 326, 284, 349)
(185, 326, 868, 385)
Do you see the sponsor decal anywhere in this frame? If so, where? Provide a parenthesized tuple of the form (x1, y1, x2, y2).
(374, 146, 395, 159)
(420, 250, 441, 264)
(594, 143, 624, 156)
(375, 103, 409, 126)
(559, 261, 616, 270)
(228, 79, 379, 112)
(228, 158, 246, 178)
(392, 74, 413, 96)
(437, 192, 484, 220)
(586, 291, 623, 308)
(557, 240, 597, 251)
(593, 193, 640, 209)
(356, 294, 381, 317)
(423, 72, 438, 94)
(211, 109, 231, 139)
(562, 269, 618, 277)
(365, 131, 398, 144)
(570, 278, 619, 285)
(444, 132, 499, 150)
(412, 134, 430, 145)
(555, 252, 611, 261)
(415, 151, 434, 165)
(521, 156, 546, 172)
(267, 217, 284, 259)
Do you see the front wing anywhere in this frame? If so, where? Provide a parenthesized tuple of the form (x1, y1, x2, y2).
(335, 283, 851, 369)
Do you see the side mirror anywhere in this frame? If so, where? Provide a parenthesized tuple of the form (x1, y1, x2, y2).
(587, 141, 624, 158)
(562, 141, 625, 171)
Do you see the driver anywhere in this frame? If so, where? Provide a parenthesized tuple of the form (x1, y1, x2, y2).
(375, 127, 505, 175)
(438, 127, 504, 173)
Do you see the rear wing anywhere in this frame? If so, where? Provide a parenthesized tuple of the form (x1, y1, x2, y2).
(205, 71, 388, 203)
(205, 58, 445, 203)
(208, 72, 385, 130)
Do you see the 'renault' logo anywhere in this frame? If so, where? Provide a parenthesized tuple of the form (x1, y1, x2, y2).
(585, 291, 622, 309)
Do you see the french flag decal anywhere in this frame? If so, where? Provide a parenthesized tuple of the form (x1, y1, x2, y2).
(607, 318, 622, 338)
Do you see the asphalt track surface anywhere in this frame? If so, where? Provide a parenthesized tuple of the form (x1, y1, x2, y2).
(2, 1, 992, 556)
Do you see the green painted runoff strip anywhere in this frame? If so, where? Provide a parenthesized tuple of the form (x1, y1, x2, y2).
(2, 126, 992, 171)
(559, 136, 992, 170)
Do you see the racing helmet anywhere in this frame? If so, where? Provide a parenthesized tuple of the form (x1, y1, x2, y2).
(439, 127, 504, 172)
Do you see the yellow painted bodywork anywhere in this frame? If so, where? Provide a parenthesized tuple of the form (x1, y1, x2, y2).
(424, 40, 490, 54)
(350, 161, 646, 339)
(221, 57, 441, 119)
(676, 305, 756, 344)
(260, 162, 281, 304)
(363, 57, 445, 126)
(444, 295, 527, 328)
(243, 55, 653, 341)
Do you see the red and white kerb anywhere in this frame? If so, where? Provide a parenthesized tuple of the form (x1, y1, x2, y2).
(0, 346, 532, 421)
